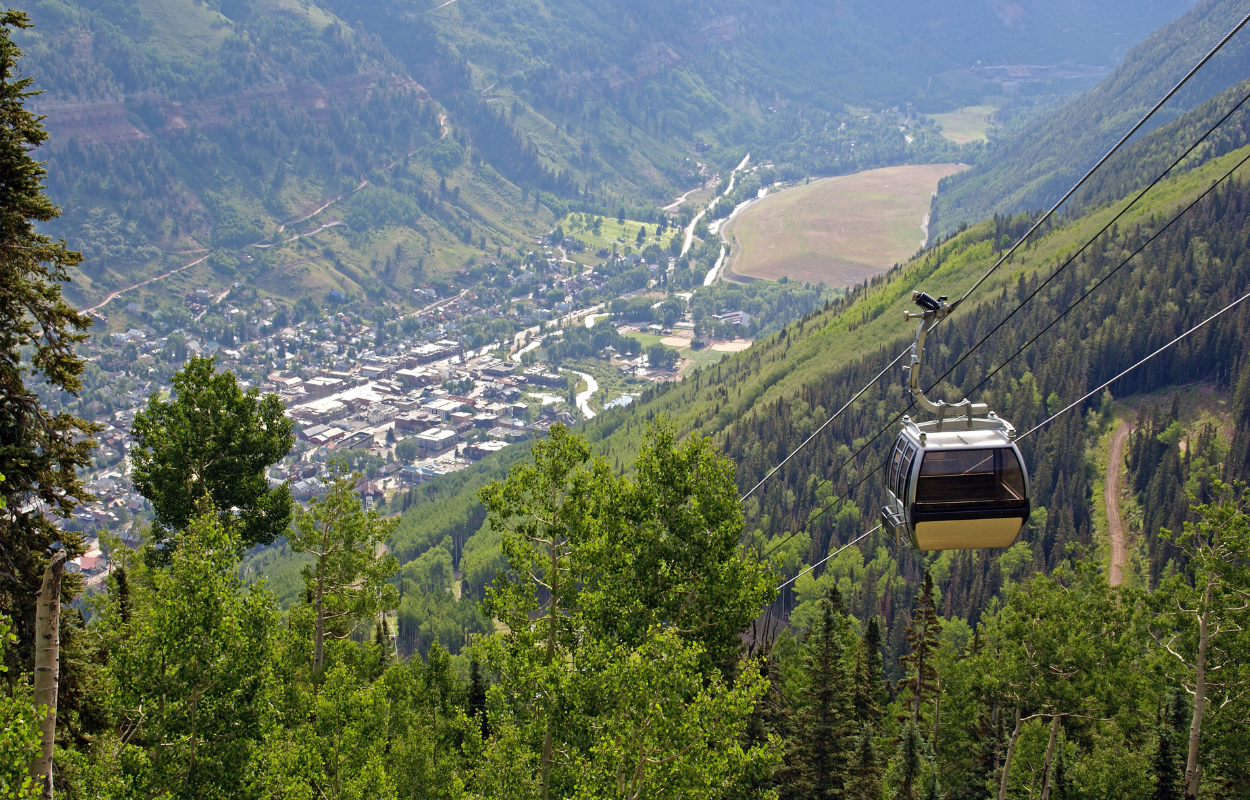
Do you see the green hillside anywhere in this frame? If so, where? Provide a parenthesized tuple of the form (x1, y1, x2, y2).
(13, 0, 1198, 317)
(930, 0, 1250, 235)
(388, 96, 1250, 666)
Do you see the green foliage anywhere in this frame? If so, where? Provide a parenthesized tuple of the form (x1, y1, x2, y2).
(85, 512, 280, 798)
(475, 421, 778, 797)
(0, 8, 97, 654)
(346, 185, 421, 232)
(0, 616, 40, 799)
(131, 355, 295, 550)
(289, 465, 399, 673)
(205, 193, 263, 248)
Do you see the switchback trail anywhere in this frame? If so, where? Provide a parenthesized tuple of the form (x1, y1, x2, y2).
(1105, 421, 1131, 587)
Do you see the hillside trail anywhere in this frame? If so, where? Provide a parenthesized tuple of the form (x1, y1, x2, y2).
(85, 253, 211, 314)
(1105, 421, 1131, 587)
(662, 186, 702, 212)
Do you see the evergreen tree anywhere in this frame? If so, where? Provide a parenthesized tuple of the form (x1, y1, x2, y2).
(846, 723, 883, 800)
(892, 720, 927, 800)
(854, 616, 887, 728)
(0, 9, 97, 654)
(1152, 688, 1188, 800)
(790, 588, 855, 799)
(899, 572, 942, 725)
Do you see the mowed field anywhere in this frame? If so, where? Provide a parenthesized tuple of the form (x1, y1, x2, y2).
(929, 105, 996, 144)
(724, 164, 967, 287)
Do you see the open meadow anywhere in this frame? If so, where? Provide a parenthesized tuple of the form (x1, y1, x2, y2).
(723, 164, 967, 286)
(929, 105, 997, 144)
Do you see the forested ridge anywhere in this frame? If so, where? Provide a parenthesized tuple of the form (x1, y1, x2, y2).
(9, 0, 1199, 309)
(930, 0, 1250, 236)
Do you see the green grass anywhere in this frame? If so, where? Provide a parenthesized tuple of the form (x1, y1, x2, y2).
(556, 214, 681, 253)
(622, 332, 674, 350)
(678, 346, 729, 376)
(929, 105, 996, 144)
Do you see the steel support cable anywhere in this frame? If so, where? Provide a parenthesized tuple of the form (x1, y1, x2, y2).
(948, 145, 1250, 414)
(929, 88, 1250, 409)
(948, 9, 1250, 311)
(1020, 287, 1250, 440)
(738, 348, 909, 502)
(775, 525, 879, 592)
(759, 147, 1250, 563)
(735, 19, 1250, 514)
(771, 287, 1250, 594)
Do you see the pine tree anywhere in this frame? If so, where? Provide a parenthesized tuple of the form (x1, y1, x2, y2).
(1152, 688, 1188, 800)
(0, 9, 98, 653)
(790, 587, 855, 799)
(846, 723, 883, 800)
(893, 720, 927, 800)
(899, 572, 942, 725)
(854, 616, 887, 728)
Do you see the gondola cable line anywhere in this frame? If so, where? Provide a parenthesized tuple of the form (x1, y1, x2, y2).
(772, 284, 1250, 592)
(736, 12, 1250, 512)
(947, 8, 1250, 313)
(744, 66, 1250, 553)
(760, 144, 1250, 562)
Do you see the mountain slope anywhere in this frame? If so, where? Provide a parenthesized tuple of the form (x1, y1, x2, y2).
(930, 0, 1250, 235)
(388, 99, 1250, 660)
(15, 0, 1197, 313)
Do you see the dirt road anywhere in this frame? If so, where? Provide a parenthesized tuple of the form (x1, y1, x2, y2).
(1105, 421, 1131, 587)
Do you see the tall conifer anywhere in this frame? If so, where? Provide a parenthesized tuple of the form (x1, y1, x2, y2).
(899, 572, 942, 725)
(790, 587, 855, 799)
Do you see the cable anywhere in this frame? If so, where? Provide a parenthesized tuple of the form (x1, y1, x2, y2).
(770, 285, 1250, 593)
(736, 29, 1250, 514)
(951, 146, 1250, 412)
(759, 144, 1250, 563)
(930, 88, 1250, 399)
(749, 87, 1250, 556)
(739, 348, 909, 502)
(949, 9, 1250, 311)
(1020, 287, 1250, 440)
(775, 526, 879, 592)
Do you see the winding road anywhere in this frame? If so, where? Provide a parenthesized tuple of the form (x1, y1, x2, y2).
(1105, 421, 1131, 587)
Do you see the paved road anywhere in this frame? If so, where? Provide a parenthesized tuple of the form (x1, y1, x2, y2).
(1105, 421, 1131, 587)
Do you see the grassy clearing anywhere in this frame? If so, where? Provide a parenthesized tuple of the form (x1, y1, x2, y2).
(725, 164, 967, 287)
(678, 346, 729, 376)
(930, 105, 997, 144)
(556, 213, 682, 253)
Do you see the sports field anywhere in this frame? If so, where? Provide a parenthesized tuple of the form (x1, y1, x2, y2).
(929, 105, 996, 144)
(724, 164, 967, 287)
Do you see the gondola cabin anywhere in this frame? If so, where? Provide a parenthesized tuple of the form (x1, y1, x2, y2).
(880, 415, 1030, 551)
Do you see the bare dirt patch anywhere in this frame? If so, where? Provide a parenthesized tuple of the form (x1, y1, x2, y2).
(711, 340, 752, 352)
(660, 337, 691, 348)
(724, 164, 967, 287)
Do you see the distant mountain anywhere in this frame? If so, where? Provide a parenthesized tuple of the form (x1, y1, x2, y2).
(14, 0, 1194, 310)
(929, 0, 1250, 235)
